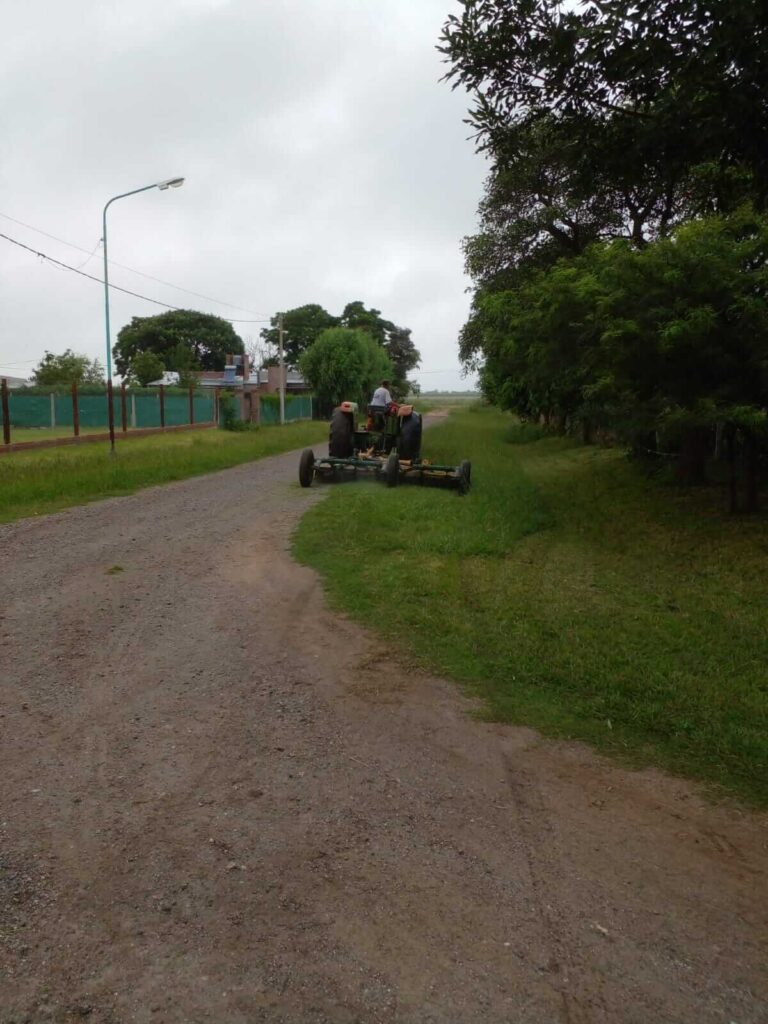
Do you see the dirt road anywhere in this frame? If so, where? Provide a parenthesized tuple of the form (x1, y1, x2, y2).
(1, 443, 766, 1024)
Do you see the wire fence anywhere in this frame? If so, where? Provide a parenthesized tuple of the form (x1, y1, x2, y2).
(1, 382, 215, 449)
(1, 381, 315, 451)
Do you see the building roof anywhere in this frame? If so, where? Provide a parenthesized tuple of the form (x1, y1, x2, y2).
(1, 375, 31, 389)
(147, 371, 181, 386)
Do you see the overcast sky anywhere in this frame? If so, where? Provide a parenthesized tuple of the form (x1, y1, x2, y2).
(0, 0, 486, 390)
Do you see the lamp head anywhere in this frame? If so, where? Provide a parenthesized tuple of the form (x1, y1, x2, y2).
(157, 177, 185, 190)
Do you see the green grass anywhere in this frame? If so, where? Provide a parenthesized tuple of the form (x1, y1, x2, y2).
(411, 396, 481, 413)
(294, 407, 768, 806)
(9, 425, 126, 442)
(0, 421, 326, 523)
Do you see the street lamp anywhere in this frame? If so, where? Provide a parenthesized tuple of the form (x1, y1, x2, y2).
(102, 176, 185, 451)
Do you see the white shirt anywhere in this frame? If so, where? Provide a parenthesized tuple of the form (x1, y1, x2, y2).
(371, 386, 392, 407)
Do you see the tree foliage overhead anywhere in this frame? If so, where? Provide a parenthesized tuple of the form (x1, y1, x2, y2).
(31, 349, 104, 386)
(114, 309, 244, 378)
(441, 1, 768, 507)
(441, 0, 768, 216)
(299, 327, 393, 412)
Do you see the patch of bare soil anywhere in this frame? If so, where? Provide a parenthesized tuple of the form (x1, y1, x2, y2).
(0, 446, 766, 1023)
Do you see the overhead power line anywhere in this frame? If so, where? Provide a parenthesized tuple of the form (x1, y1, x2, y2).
(0, 231, 269, 323)
(0, 211, 271, 319)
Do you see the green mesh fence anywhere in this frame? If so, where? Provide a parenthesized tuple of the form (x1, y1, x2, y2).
(5, 390, 214, 433)
(8, 393, 51, 427)
(260, 395, 313, 424)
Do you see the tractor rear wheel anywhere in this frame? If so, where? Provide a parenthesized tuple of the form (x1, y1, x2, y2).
(385, 449, 400, 487)
(458, 459, 472, 495)
(398, 411, 422, 461)
(329, 408, 354, 457)
(299, 448, 315, 487)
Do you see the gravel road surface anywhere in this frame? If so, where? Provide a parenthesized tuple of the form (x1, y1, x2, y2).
(1, 442, 766, 1023)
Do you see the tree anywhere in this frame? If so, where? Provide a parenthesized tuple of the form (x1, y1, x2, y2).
(128, 350, 165, 387)
(299, 327, 393, 412)
(31, 349, 105, 386)
(384, 326, 421, 398)
(339, 301, 393, 344)
(339, 302, 420, 396)
(167, 341, 201, 387)
(470, 206, 768, 501)
(114, 310, 243, 377)
(440, 1, 768, 217)
(259, 304, 339, 366)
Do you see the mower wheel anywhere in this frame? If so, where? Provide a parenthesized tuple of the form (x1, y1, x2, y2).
(458, 459, 472, 495)
(385, 449, 400, 487)
(329, 408, 354, 457)
(299, 448, 315, 487)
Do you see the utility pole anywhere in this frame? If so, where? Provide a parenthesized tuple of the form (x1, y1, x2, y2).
(278, 312, 285, 425)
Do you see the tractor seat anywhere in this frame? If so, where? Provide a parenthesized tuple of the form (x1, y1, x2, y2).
(367, 404, 389, 428)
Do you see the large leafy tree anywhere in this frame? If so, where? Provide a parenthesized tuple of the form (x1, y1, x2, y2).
(261, 300, 420, 396)
(259, 304, 339, 366)
(441, 1, 768, 217)
(32, 349, 104, 386)
(339, 301, 392, 344)
(114, 310, 243, 377)
(340, 301, 420, 396)
(475, 206, 768, 495)
(299, 327, 393, 411)
(384, 326, 421, 398)
(128, 350, 165, 387)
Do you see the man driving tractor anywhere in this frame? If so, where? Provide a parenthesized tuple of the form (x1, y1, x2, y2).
(369, 379, 395, 429)
(371, 379, 393, 408)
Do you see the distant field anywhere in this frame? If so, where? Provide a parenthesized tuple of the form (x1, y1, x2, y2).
(0, 421, 326, 523)
(409, 394, 481, 413)
(295, 406, 768, 807)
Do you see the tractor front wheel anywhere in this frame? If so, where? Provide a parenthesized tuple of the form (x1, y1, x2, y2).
(299, 448, 315, 488)
(458, 459, 472, 495)
(385, 450, 400, 488)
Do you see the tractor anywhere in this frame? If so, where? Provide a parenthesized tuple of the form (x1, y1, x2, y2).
(298, 401, 471, 493)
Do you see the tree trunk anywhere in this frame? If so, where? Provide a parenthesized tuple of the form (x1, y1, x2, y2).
(713, 422, 724, 461)
(744, 432, 759, 513)
(726, 425, 739, 514)
(677, 426, 709, 485)
(581, 417, 593, 445)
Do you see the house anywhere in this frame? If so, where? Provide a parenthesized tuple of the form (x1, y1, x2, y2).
(147, 371, 181, 386)
(189, 357, 310, 395)
(1, 375, 30, 389)
(256, 366, 311, 394)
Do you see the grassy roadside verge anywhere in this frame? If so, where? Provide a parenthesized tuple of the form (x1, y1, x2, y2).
(0, 421, 326, 523)
(294, 407, 768, 806)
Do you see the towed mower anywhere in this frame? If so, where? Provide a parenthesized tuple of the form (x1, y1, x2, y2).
(298, 401, 471, 494)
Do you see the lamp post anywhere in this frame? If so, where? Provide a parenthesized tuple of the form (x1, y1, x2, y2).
(102, 176, 184, 451)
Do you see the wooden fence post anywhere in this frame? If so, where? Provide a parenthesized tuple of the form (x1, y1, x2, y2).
(214, 389, 219, 426)
(159, 385, 165, 428)
(71, 382, 80, 438)
(120, 383, 127, 433)
(50, 392, 56, 429)
(188, 385, 194, 425)
(1, 378, 10, 445)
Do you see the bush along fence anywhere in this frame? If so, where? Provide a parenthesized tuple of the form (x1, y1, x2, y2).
(1, 380, 215, 450)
